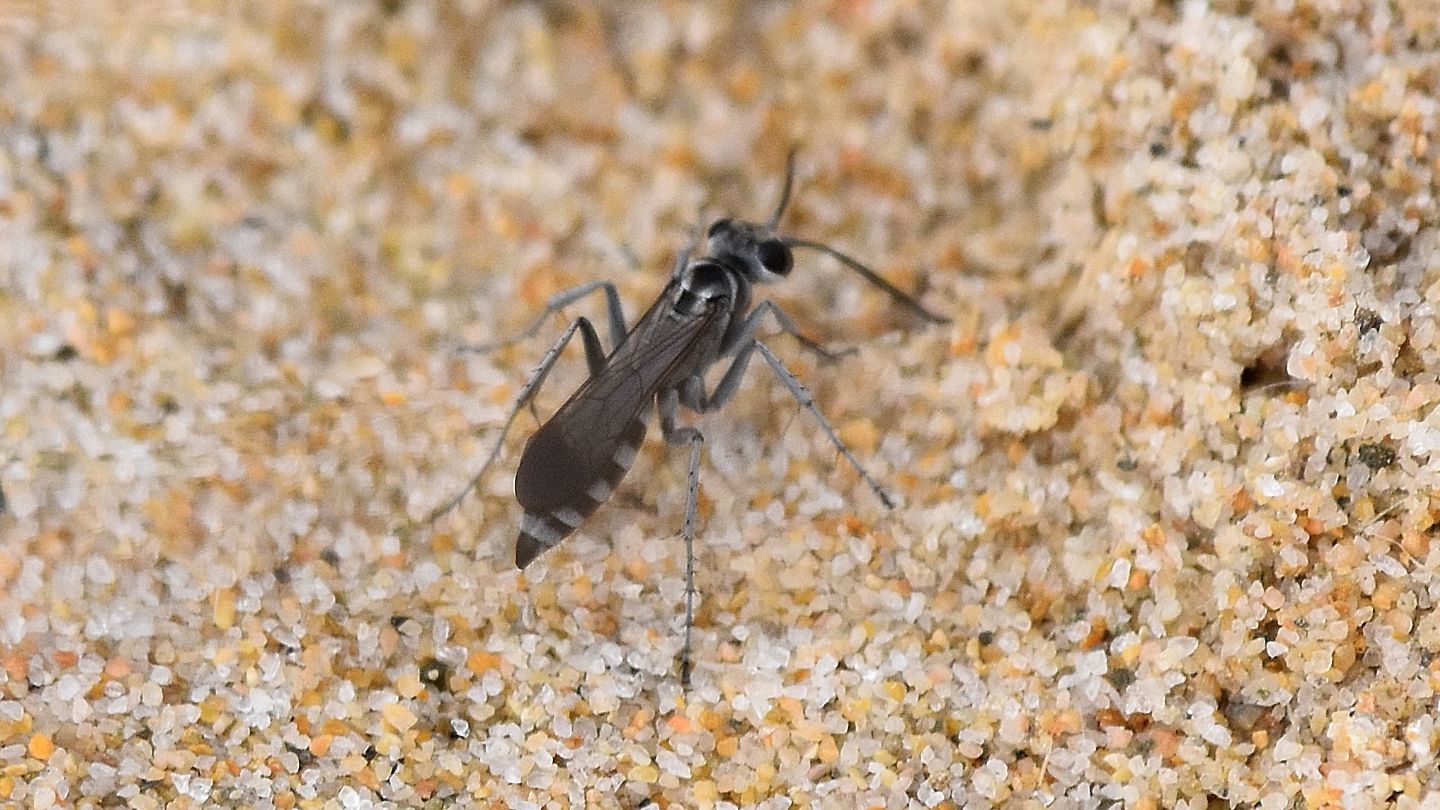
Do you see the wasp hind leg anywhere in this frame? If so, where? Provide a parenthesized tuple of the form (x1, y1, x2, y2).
(419, 315, 609, 528)
(658, 388, 705, 687)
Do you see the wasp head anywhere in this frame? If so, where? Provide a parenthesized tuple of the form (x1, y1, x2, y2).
(704, 218, 793, 282)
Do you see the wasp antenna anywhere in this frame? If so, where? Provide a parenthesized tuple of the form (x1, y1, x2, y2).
(767, 149, 800, 228)
(782, 237, 951, 324)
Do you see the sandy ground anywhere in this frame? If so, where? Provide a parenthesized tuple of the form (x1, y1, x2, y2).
(4, 1, 1440, 807)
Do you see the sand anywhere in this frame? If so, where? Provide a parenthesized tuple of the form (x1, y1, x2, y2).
(3, 1, 1440, 807)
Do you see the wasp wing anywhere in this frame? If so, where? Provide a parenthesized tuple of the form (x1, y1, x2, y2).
(514, 284, 727, 514)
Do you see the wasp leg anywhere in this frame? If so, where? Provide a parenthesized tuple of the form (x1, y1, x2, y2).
(752, 341, 895, 508)
(421, 316, 607, 527)
(682, 315, 895, 509)
(657, 388, 705, 687)
(460, 280, 629, 356)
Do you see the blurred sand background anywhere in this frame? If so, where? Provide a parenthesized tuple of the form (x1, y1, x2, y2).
(4, 0, 1440, 807)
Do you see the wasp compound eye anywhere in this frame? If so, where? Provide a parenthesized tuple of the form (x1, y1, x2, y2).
(757, 239, 793, 276)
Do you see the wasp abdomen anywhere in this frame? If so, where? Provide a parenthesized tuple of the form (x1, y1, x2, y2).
(514, 415, 648, 568)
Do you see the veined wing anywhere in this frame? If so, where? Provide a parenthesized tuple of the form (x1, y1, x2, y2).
(513, 284, 728, 514)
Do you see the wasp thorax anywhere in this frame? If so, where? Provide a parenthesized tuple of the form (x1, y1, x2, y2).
(675, 261, 733, 315)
